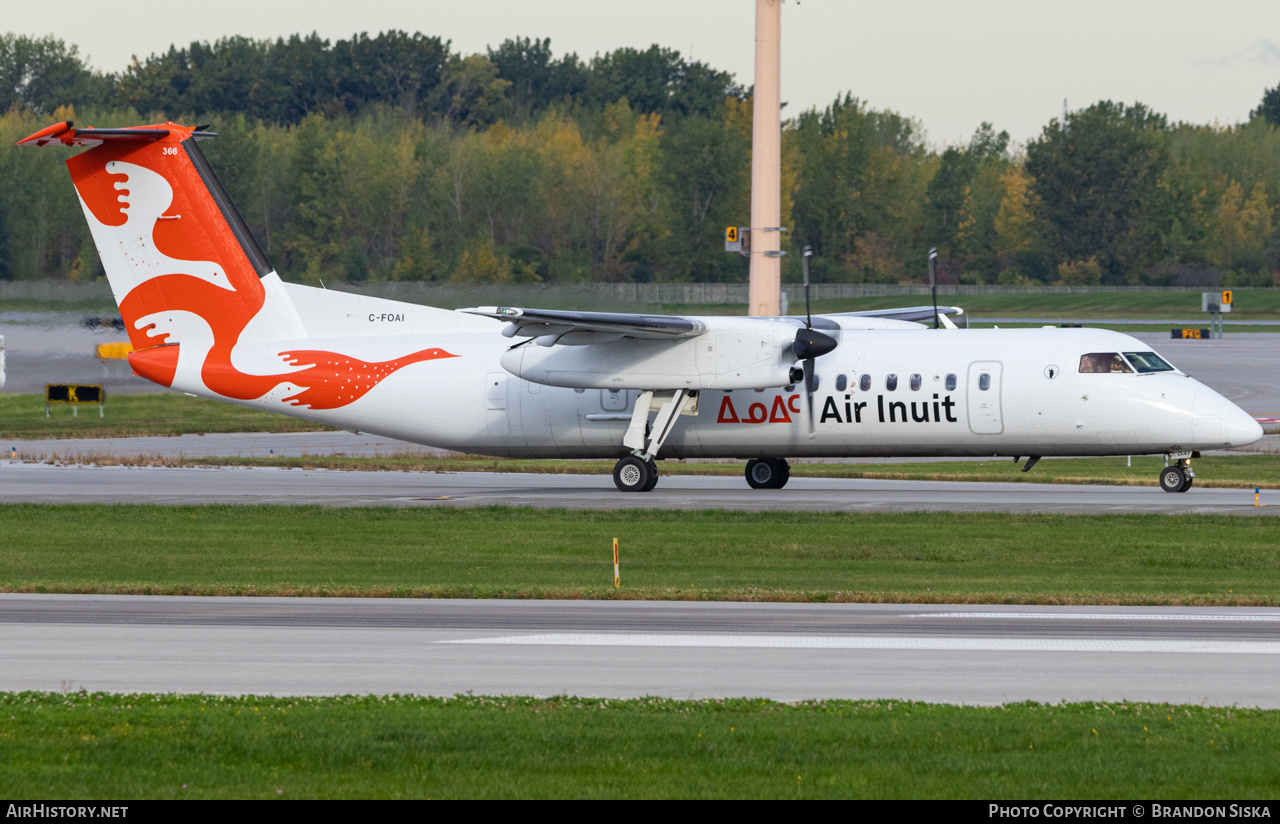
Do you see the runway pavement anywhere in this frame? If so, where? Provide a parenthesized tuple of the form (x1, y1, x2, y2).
(1, 461, 1277, 513)
(2, 595, 1276, 704)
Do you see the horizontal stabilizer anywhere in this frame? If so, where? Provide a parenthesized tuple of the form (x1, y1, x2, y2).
(15, 121, 217, 148)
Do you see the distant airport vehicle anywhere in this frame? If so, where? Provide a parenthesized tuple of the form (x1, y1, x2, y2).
(19, 121, 1262, 493)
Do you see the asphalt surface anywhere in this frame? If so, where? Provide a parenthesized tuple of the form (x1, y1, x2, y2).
(0, 312, 160, 395)
(2, 462, 1276, 514)
(7, 431, 444, 459)
(3, 595, 1276, 704)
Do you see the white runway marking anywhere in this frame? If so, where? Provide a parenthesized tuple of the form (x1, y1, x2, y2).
(912, 612, 1280, 622)
(443, 634, 1280, 654)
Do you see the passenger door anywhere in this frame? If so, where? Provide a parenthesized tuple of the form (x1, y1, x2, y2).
(966, 361, 1004, 435)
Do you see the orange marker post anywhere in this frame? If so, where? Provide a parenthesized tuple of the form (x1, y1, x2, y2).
(613, 538, 620, 589)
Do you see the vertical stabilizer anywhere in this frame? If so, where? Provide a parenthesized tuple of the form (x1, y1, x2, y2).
(18, 121, 455, 409)
(23, 122, 303, 351)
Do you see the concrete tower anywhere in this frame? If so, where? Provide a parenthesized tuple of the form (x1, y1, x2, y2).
(747, 0, 782, 317)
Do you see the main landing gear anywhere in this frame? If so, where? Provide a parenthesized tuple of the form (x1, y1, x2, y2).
(613, 455, 660, 492)
(612, 388, 700, 492)
(1160, 453, 1196, 493)
(746, 458, 791, 489)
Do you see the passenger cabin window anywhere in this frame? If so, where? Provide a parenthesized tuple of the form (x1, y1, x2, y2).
(886, 374, 898, 391)
(978, 373, 991, 391)
(1123, 352, 1176, 373)
(1079, 353, 1133, 374)
(910, 374, 922, 391)
(836, 374, 848, 391)
(945, 373, 957, 391)
(860, 374, 871, 392)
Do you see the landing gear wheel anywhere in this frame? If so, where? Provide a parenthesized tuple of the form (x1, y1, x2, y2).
(614, 455, 655, 493)
(771, 458, 791, 489)
(1160, 465, 1188, 493)
(746, 458, 791, 489)
(1179, 474, 1194, 493)
(641, 459, 660, 491)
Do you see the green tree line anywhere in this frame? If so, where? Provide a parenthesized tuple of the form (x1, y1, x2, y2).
(2, 30, 1280, 287)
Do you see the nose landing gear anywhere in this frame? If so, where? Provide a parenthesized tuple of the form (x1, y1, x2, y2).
(1159, 455, 1196, 493)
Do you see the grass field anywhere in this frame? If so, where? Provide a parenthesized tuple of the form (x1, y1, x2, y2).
(33, 453, 1280, 490)
(2, 692, 1275, 799)
(3, 505, 1278, 604)
(0, 393, 336, 439)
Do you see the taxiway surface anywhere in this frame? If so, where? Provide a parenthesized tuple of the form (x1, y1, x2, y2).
(3, 595, 1276, 705)
(1, 462, 1276, 514)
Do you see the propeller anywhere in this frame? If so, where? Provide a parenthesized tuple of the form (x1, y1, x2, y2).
(793, 245, 837, 438)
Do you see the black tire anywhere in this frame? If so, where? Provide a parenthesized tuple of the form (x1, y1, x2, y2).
(771, 458, 791, 489)
(614, 456, 653, 492)
(1160, 465, 1187, 493)
(641, 459, 660, 491)
(746, 458, 790, 489)
(1179, 474, 1194, 493)
(746, 458, 775, 489)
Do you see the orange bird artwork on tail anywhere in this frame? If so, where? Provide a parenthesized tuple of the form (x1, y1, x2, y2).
(42, 121, 455, 407)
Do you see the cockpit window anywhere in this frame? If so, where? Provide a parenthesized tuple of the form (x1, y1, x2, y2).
(1079, 353, 1133, 374)
(1123, 351, 1176, 373)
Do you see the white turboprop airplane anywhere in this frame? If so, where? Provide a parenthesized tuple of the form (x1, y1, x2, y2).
(20, 120, 1262, 493)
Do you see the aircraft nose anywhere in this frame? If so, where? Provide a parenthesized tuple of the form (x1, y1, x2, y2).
(1223, 405, 1264, 448)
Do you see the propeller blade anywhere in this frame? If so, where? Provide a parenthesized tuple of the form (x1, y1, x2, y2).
(928, 247, 939, 329)
(804, 357, 817, 438)
(803, 246, 814, 328)
(797, 245, 828, 440)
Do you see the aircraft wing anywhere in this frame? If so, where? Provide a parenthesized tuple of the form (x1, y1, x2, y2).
(827, 305, 965, 323)
(460, 307, 707, 341)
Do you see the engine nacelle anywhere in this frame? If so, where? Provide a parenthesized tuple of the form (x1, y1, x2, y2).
(500, 320, 799, 391)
